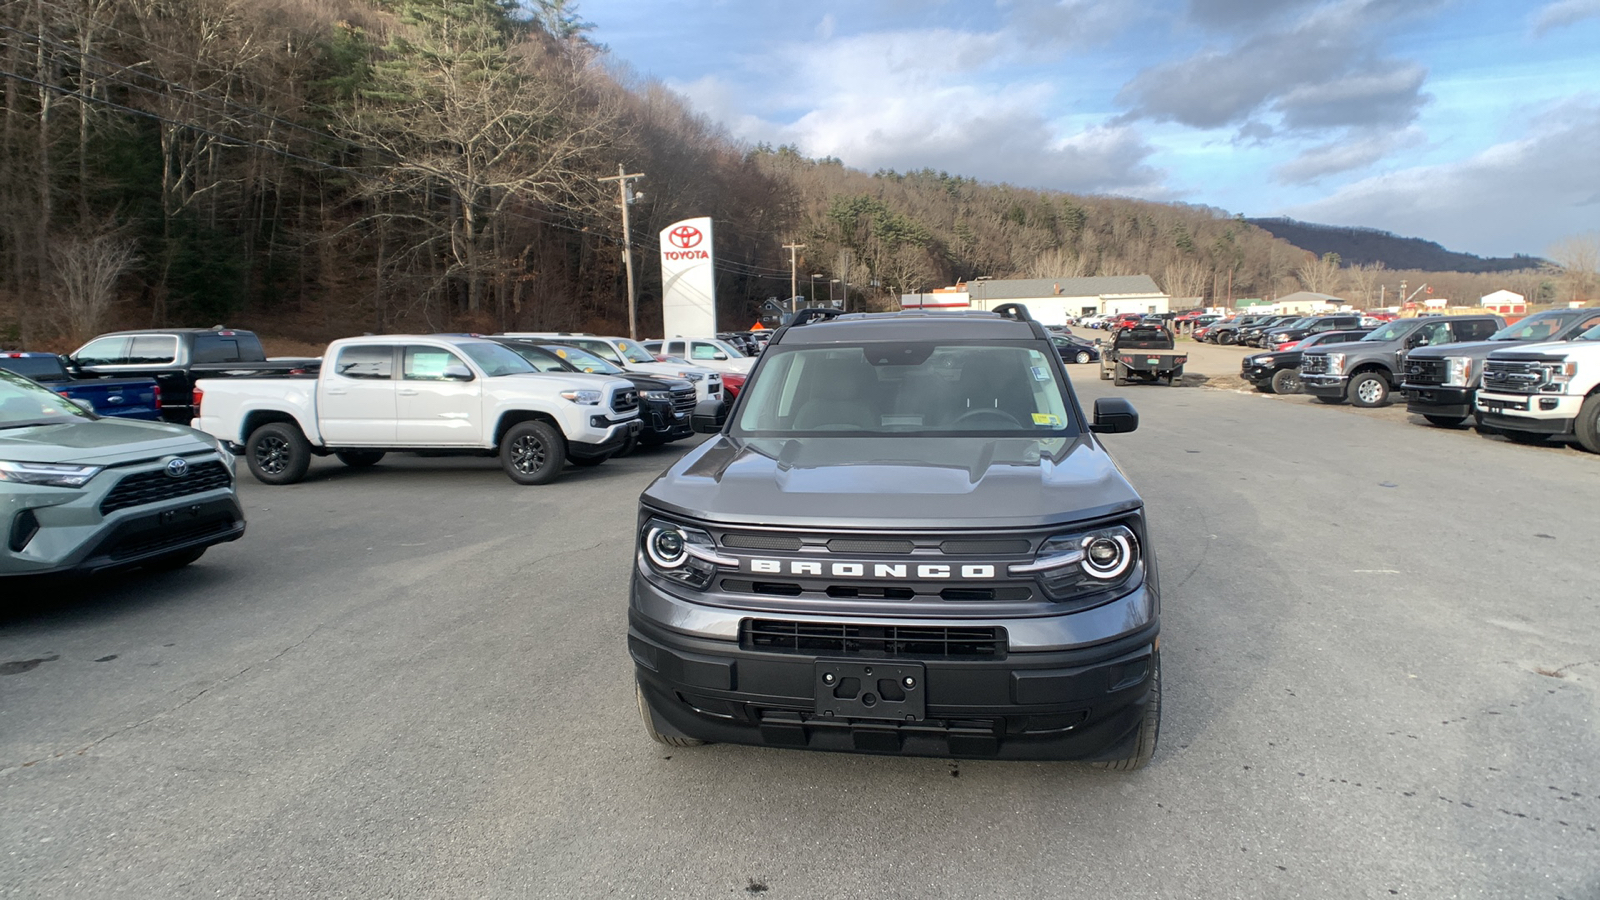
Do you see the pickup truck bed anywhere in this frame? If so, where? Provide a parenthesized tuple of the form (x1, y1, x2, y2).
(0, 353, 162, 420)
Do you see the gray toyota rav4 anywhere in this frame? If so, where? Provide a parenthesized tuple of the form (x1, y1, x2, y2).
(628, 306, 1160, 766)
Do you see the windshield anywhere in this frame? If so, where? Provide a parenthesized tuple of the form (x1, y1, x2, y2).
(496, 344, 570, 373)
(734, 343, 1075, 436)
(0, 368, 94, 427)
(457, 341, 537, 377)
(1362, 320, 1414, 342)
(1286, 317, 1317, 329)
(0, 355, 66, 381)
(1577, 323, 1600, 342)
(1491, 313, 1569, 341)
(711, 339, 749, 358)
(544, 344, 625, 374)
(615, 340, 657, 365)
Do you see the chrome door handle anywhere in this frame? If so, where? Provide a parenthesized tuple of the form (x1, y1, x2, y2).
(397, 389, 419, 396)
(325, 389, 347, 395)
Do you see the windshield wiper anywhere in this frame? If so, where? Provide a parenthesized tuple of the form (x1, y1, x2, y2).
(0, 418, 80, 430)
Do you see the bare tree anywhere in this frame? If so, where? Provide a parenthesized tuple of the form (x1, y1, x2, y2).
(1545, 233, 1600, 302)
(1296, 252, 1343, 295)
(51, 229, 137, 340)
(1161, 259, 1210, 304)
(1347, 260, 1387, 307)
(1019, 246, 1087, 279)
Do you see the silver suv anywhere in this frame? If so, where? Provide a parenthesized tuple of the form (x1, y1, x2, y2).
(1, 369, 245, 577)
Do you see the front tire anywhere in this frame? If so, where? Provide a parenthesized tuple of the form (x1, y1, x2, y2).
(1217, 332, 1235, 345)
(246, 422, 312, 485)
(636, 680, 705, 747)
(1575, 393, 1600, 454)
(335, 450, 385, 467)
(500, 420, 566, 485)
(1093, 653, 1160, 771)
(1270, 368, 1301, 395)
(1347, 372, 1391, 408)
(1074, 350, 1092, 364)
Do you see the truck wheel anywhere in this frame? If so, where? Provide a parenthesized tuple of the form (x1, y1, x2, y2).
(500, 420, 565, 485)
(1573, 393, 1600, 453)
(1217, 332, 1235, 345)
(1423, 414, 1466, 428)
(246, 422, 312, 485)
(1169, 366, 1184, 385)
(1270, 368, 1301, 395)
(1114, 371, 1128, 386)
(1502, 429, 1548, 445)
(636, 680, 705, 747)
(1099, 361, 1112, 381)
(1074, 350, 1092, 364)
(335, 450, 386, 467)
(1093, 653, 1160, 771)
(1347, 372, 1391, 408)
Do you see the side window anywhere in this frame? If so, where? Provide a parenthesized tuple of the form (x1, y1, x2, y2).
(127, 336, 178, 364)
(192, 334, 241, 363)
(579, 341, 622, 364)
(690, 343, 720, 360)
(403, 346, 468, 381)
(1577, 315, 1600, 333)
(1417, 322, 1451, 346)
(74, 336, 130, 366)
(335, 345, 394, 380)
(1457, 320, 1498, 341)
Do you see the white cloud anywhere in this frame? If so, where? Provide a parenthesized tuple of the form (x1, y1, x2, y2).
(1285, 98, 1600, 255)
(1531, 0, 1600, 36)
(670, 27, 1168, 196)
(816, 13, 836, 40)
(1272, 127, 1425, 183)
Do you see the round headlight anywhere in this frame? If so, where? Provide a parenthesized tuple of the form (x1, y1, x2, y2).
(1081, 533, 1134, 579)
(647, 527, 687, 568)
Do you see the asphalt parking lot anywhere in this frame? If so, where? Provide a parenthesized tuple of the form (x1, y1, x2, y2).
(3, 376, 1597, 899)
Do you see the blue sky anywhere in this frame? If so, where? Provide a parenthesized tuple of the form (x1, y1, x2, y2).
(579, 0, 1600, 258)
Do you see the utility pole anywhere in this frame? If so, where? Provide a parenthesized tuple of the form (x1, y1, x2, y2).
(782, 242, 805, 312)
(599, 164, 645, 338)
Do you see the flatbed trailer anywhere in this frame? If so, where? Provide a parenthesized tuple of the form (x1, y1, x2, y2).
(1099, 326, 1187, 386)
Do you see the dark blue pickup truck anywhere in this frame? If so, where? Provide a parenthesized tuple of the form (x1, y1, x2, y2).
(0, 352, 162, 420)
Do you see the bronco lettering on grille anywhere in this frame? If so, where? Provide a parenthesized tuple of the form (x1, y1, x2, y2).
(746, 559, 998, 579)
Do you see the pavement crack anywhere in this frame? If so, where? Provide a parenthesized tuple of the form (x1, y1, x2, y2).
(1, 624, 325, 774)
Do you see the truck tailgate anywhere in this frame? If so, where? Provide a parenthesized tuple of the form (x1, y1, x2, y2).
(55, 377, 162, 420)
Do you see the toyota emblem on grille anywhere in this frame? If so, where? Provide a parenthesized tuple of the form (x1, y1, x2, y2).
(165, 458, 189, 478)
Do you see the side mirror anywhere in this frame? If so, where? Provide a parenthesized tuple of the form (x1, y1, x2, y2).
(712, 352, 729, 361)
(442, 364, 474, 381)
(691, 397, 728, 434)
(1090, 397, 1139, 434)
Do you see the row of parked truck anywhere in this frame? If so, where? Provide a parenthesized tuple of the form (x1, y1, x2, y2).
(1236, 308, 1600, 451)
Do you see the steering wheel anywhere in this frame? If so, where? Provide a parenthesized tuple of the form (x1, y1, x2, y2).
(952, 408, 1022, 428)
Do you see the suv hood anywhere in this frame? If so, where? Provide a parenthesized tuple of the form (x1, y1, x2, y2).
(0, 417, 214, 465)
(642, 435, 1142, 529)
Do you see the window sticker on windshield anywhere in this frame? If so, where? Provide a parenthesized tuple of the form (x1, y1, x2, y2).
(1031, 366, 1050, 381)
(1032, 412, 1062, 427)
(555, 349, 568, 358)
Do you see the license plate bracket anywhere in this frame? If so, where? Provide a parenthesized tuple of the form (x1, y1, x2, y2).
(814, 660, 926, 722)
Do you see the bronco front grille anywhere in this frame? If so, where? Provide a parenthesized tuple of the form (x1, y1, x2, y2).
(100, 461, 232, 514)
(740, 619, 1007, 660)
(1405, 358, 1446, 385)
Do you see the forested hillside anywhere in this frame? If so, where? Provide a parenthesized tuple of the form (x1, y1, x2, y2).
(1246, 218, 1543, 274)
(0, 0, 1556, 349)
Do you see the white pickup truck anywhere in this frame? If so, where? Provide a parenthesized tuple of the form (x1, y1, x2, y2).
(1476, 322, 1600, 451)
(194, 335, 641, 485)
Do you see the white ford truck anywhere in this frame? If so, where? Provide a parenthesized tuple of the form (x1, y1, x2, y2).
(194, 335, 641, 485)
(1476, 321, 1600, 452)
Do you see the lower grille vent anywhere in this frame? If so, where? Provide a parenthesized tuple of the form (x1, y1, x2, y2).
(741, 619, 1007, 660)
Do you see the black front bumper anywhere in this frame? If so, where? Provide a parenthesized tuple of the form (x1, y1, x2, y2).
(1242, 363, 1279, 385)
(640, 398, 693, 443)
(1403, 384, 1472, 418)
(629, 611, 1158, 760)
(75, 495, 246, 575)
(1479, 411, 1571, 434)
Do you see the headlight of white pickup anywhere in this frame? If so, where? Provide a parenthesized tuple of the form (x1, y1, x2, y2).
(1008, 523, 1141, 604)
(1547, 360, 1578, 389)
(1326, 353, 1346, 376)
(641, 517, 734, 590)
(0, 460, 103, 488)
(676, 372, 705, 382)
(560, 389, 602, 405)
(642, 390, 672, 401)
(1444, 356, 1473, 387)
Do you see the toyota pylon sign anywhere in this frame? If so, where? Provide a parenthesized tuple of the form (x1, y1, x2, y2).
(660, 217, 716, 338)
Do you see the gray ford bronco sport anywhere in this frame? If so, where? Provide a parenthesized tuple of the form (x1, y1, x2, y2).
(628, 306, 1161, 766)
